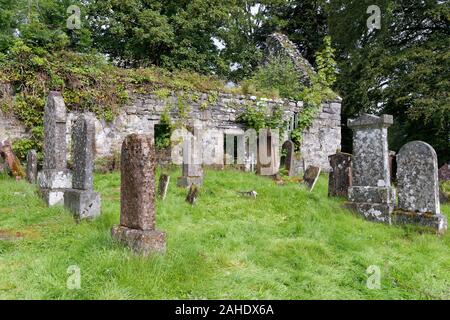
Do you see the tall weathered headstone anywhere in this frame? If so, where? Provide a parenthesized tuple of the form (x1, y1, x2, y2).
(111, 134, 166, 256)
(347, 114, 396, 223)
(177, 135, 204, 187)
(328, 152, 352, 197)
(393, 141, 447, 233)
(64, 115, 101, 220)
(282, 140, 295, 176)
(26, 149, 38, 184)
(38, 92, 72, 206)
(257, 129, 279, 176)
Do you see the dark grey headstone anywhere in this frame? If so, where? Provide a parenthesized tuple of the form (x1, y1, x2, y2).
(328, 152, 352, 197)
(72, 115, 95, 190)
(186, 184, 199, 205)
(282, 140, 295, 176)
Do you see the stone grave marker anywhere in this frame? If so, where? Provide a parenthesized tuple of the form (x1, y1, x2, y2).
(111, 134, 166, 256)
(347, 114, 396, 224)
(281, 140, 295, 177)
(26, 149, 38, 184)
(393, 141, 447, 233)
(328, 152, 352, 197)
(37, 92, 72, 206)
(64, 115, 101, 220)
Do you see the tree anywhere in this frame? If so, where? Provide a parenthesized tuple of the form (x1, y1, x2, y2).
(328, 0, 449, 164)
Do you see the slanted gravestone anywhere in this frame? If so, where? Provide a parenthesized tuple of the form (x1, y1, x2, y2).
(303, 166, 321, 192)
(0, 140, 25, 180)
(328, 152, 352, 197)
(281, 140, 295, 176)
(26, 149, 38, 184)
(158, 174, 170, 200)
(347, 114, 396, 223)
(111, 134, 166, 256)
(177, 136, 204, 187)
(393, 141, 447, 233)
(64, 115, 101, 220)
(38, 92, 72, 206)
(186, 184, 199, 205)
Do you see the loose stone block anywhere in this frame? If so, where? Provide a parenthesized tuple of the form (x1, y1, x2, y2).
(64, 189, 101, 221)
(186, 184, 199, 205)
(303, 166, 321, 192)
(158, 174, 170, 200)
(394, 141, 447, 233)
(111, 134, 166, 256)
(328, 152, 352, 197)
(26, 149, 38, 184)
(347, 114, 395, 223)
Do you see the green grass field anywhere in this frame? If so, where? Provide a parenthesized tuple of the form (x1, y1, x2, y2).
(0, 169, 449, 300)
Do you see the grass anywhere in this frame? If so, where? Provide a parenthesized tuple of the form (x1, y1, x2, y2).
(0, 169, 449, 300)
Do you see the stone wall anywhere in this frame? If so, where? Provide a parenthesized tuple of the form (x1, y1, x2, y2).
(0, 111, 29, 142)
(0, 92, 342, 172)
(68, 92, 341, 171)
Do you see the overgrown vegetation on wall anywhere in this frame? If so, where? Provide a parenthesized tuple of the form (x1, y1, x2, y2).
(239, 36, 338, 150)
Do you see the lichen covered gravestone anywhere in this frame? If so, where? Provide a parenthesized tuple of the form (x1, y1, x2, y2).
(111, 134, 166, 256)
(64, 115, 101, 220)
(439, 163, 450, 181)
(328, 152, 352, 197)
(347, 114, 396, 223)
(26, 149, 38, 184)
(393, 141, 447, 233)
(0, 140, 25, 180)
(38, 92, 72, 206)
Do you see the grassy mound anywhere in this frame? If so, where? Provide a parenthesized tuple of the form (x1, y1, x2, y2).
(0, 169, 449, 299)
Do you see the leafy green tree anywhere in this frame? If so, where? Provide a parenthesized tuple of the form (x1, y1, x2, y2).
(0, 0, 19, 53)
(328, 0, 449, 164)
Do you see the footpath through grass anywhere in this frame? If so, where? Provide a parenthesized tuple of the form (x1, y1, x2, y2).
(0, 169, 449, 299)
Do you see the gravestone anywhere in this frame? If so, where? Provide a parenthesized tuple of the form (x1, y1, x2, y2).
(177, 135, 204, 187)
(393, 141, 447, 233)
(303, 166, 321, 192)
(439, 163, 450, 181)
(186, 184, 199, 205)
(111, 134, 166, 256)
(257, 129, 279, 176)
(328, 152, 352, 197)
(26, 150, 38, 184)
(281, 140, 295, 176)
(37, 92, 72, 206)
(64, 115, 101, 220)
(0, 140, 25, 180)
(347, 114, 396, 223)
(158, 174, 170, 200)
